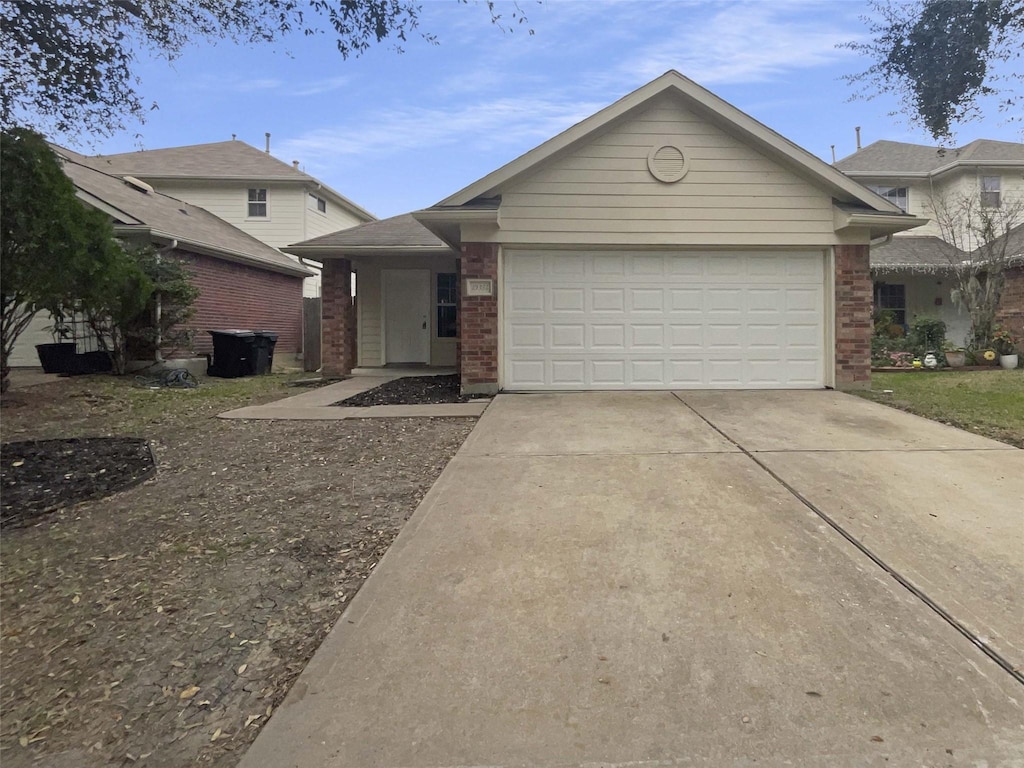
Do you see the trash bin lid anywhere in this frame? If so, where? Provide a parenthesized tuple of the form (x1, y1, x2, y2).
(252, 330, 279, 340)
(208, 329, 256, 338)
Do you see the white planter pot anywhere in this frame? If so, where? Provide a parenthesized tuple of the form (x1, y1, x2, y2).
(999, 354, 1019, 370)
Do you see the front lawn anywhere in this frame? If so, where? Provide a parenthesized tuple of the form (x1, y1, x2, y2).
(853, 370, 1024, 448)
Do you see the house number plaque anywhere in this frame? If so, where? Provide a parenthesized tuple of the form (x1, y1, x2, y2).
(465, 278, 494, 297)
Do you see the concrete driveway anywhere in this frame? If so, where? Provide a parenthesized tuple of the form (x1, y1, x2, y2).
(240, 391, 1024, 768)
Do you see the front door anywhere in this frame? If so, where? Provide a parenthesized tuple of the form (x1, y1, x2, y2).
(384, 269, 430, 364)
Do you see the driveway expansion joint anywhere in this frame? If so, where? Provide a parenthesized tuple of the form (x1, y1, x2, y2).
(671, 391, 1024, 688)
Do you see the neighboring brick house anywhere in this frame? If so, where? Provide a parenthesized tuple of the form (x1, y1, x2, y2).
(89, 138, 376, 298)
(8, 146, 313, 368)
(835, 139, 1024, 346)
(286, 71, 925, 392)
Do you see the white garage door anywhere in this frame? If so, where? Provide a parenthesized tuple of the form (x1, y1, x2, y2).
(503, 250, 825, 390)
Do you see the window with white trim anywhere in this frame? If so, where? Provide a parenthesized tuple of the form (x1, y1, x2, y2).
(247, 188, 268, 217)
(308, 193, 327, 214)
(868, 185, 908, 212)
(981, 176, 1001, 208)
(436, 273, 457, 338)
(874, 282, 906, 326)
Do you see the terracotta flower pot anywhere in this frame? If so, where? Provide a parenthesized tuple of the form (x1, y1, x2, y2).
(945, 350, 965, 368)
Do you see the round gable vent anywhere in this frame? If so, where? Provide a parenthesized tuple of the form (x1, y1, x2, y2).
(647, 142, 688, 183)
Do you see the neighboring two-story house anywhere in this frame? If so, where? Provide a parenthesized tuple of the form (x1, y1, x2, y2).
(91, 138, 376, 298)
(835, 139, 1024, 345)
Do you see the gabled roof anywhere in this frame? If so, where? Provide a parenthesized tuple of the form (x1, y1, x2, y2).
(92, 140, 375, 222)
(836, 139, 1024, 177)
(54, 146, 313, 277)
(284, 213, 451, 256)
(432, 70, 904, 215)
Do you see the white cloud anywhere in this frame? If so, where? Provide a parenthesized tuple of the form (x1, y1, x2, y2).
(278, 94, 604, 163)
(620, 1, 861, 86)
(292, 76, 351, 97)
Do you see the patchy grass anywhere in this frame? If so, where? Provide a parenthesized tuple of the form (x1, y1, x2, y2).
(853, 370, 1024, 448)
(1, 372, 312, 439)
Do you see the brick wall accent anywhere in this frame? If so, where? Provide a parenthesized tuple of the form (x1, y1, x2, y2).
(321, 258, 354, 376)
(176, 251, 303, 358)
(834, 244, 872, 388)
(996, 265, 1024, 343)
(459, 243, 499, 394)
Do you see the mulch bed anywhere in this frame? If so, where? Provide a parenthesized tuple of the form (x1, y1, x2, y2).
(335, 374, 473, 407)
(1, 438, 155, 528)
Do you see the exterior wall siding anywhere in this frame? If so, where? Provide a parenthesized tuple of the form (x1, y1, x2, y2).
(834, 244, 872, 388)
(176, 250, 304, 359)
(495, 93, 837, 247)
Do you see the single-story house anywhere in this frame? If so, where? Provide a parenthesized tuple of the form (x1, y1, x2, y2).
(870, 225, 1024, 346)
(286, 70, 926, 392)
(9, 146, 313, 368)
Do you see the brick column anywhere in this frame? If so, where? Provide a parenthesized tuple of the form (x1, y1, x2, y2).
(459, 243, 499, 395)
(834, 244, 872, 389)
(321, 258, 354, 376)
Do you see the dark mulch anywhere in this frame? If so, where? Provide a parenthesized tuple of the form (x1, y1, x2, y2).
(1, 437, 155, 528)
(335, 374, 473, 407)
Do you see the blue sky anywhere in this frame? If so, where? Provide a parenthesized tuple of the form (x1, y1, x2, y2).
(57, 0, 1023, 220)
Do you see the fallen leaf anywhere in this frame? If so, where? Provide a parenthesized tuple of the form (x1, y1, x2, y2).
(237, 664, 247, 675)
(71, 595, 80, 604)
(597, 678, 610, 684)
(179, 685, 200, 700)
(19, 736, 28, 747)
(170, 660, 184, 668)
(871, 736, 884, 743)
(12, 460, 24, 467)
(805, 691, 822, 698)
(211, 728, 222, 742)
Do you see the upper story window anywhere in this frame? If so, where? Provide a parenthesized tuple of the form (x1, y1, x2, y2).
(308, 193, 327, 214)
(981, 176, 1001, 208)
(868, 185, 908, 212)
(247, 188, 268, 218)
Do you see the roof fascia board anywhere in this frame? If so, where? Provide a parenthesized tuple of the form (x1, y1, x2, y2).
(283, 245, 453, 257)
(414, 207, 499, 224)
(116, 225, 313, 277)
(833, 209, 930, 236)
(439, 71, 903, 214)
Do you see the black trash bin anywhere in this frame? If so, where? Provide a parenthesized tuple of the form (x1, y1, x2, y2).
(251, 331, 279, 375)
(207, 330, 257, 377)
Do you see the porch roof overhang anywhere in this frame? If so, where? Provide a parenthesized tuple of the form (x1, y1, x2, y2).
(413, 204, 500, 249)
(282, 244, 454, 259)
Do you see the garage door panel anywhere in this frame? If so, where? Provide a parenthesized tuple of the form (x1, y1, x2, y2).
(503, 251, 824, 390)
(550, 324, 585, 349)
(591, 288, 625, 312)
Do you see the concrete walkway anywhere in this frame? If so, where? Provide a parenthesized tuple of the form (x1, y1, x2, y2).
(240, 391, 1023, 768)
(218, 367, 489, 420)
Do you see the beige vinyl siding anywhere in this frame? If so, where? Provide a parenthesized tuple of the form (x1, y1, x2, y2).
(8, 312, 54, 367)
(495, 94, 836, 247)
(304, 197, 366, 241)
(155, 182, 307, 249)
(353, 254, 458, 367)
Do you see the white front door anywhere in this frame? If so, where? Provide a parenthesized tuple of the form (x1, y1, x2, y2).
(503, 250, 825, 390)
(384, 269, 431, 364)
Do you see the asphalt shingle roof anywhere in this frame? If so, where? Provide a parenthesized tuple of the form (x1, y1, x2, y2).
(836, 139, 1024, 175)
(90, 140, 375, 221)
(55, 147, 312, 277)
(870, 236, 964, 272)
(290, 213, 449, 250)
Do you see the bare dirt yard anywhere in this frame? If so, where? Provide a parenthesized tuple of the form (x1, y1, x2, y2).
(0, 372, 475, 767)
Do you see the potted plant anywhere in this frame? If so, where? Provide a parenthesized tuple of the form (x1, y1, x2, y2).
(942, 340, 966, 368)
(991, 326, 1019, 370)
(34, 308, 77, 374)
